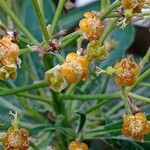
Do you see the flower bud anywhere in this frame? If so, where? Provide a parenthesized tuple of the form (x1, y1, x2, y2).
(122, 112, 150, 142)
(121, 0, 146, 13)
(0, 36, 19, 65)
(79, 12, 104, 41)
(69, 139, 88, 150)
(60, 53, 89, 84)
(114, 58, 140, 86)
(86, 40, 108, 61)
(2, 112, 29, 150)
(45, 65, 67, 92)
(0, 63, 17, 80)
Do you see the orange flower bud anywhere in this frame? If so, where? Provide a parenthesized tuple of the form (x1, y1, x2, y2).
(2, 112, 29, 150)
(2, 127, 29, 150)
(60, 53, 89, 84)
(122, 112, 150, 142)
(121, 0, 146, 13)
(114, 58, 140, 86)
(79, 12, 104, 41)
(45, 65, 67, 92)
(0, 36, 19, 65)
(86, 40, 109, 61)
(69, 140, 88, 150)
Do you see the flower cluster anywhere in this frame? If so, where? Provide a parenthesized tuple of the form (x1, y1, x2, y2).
(114, 58, 140, 86)
(0, 36, 20, 80)
(2, 112, 29, 150)
(79, 12, 104, 41)
(122, 112, 150, 141)
(69, 139, 88, 150)
(86, 40, 109, 61)
(45, 52, 89, 92)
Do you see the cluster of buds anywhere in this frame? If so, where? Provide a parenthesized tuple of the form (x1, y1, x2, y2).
(79, 12, 104, 41)
(121, 0, 146, 13)
(114, 58, 140, 86)
(2, 112, 29, 150)
(45, 52, 89, 92)
(0, 36, 20, 80)
(122, 112, 150, 142)
(86, 40, 109, 61)
(69, 139, 88, 150)
(118, 0, 146, 28)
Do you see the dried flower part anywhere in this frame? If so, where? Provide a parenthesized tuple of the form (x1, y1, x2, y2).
(2, 127, 29, 150)
(79, 12, 104, 41)
(122, 112, 150, 141)
(121, 0, 146, 13)
(60, 53, 89, 83)
(0, 63, 17, 80)
(45, 65, 67, 92)
(0, 36, 19, 65)
(48, 39, 60, 53)
(64, 0, 75, 12)
(69, 140, 88, 150)
(114, 58, 140, 86)
(86, 40, 109, 61)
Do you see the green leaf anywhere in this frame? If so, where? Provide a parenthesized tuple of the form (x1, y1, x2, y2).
(75, 111, 86, 135)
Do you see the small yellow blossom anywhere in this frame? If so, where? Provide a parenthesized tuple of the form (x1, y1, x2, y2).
(69, 139, 88, 150)
(0, 63, 17, 80)
(114, 58, 140, 86)
(121, 0, 146, 13)
(122, 112, 150, 142)
(79, 12, 104, 41)
(86, 40, 108, 61)
(45, 65, 67, 92)
(0, 36, 19, 65)
(60, 53, 89, 84)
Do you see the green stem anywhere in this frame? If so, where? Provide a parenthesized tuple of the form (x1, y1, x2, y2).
(99, 18, 118, 43)
(127, 68, 150, 91)
(0, 86, 51, 104)
(121, 87, 132, 114)
(60, 30, 81, 42)
(0, 81, 47, 96)
(60, 92, 120, 101)
(100, 0, 121, 20)
(86, 98, 113, 114)
(60, 34, 80, 49)
(139, 82, 150, 88)
(128, 92, 150, 103)
(17, 93, 52, 104)
(101, 0, 110, 10)
(50, 0, 66, 38)
(31, 0, 50, 41)
(106, 101, 123, 116)
(101, 75, 110, 93)
(140, 47, 150, 69)
(0, 0, 38, 44)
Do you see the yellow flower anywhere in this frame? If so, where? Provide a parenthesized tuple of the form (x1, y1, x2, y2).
(79, 12, 104, 41)
(2, 112, 29, 150)
(114, 58, 140, 86)
(122, 112, 150, 142)
(60, 53, 89, 84)
(86, 40, 109, 61)
(121, 0, 146, 13)
(45, 65, 67, 92)
(69, 139, 88, 150)
(0, 63, 17, 80)
(0, 36, 19, 65)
